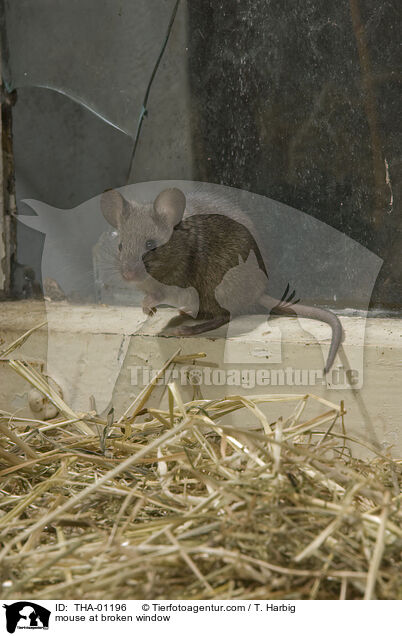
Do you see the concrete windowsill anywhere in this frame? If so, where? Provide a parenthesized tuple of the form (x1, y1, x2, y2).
(0, 300, 401, 458)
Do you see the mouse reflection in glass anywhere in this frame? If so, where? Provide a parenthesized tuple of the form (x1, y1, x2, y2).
(101, 187, 342, 373)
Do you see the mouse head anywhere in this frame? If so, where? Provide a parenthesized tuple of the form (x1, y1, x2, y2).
(101, 187, 186, 282)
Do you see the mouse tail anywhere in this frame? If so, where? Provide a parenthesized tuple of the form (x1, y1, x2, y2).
(260, 293, 343, 374)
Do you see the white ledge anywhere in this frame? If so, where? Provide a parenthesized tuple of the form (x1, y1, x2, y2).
(0, 300, 401, 458)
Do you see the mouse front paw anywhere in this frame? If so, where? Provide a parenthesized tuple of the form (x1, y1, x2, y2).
(142, 294, 158, 316)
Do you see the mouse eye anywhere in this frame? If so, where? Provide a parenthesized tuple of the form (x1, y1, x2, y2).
(145, 239, 157, 251)
(118, 242, 123, 252)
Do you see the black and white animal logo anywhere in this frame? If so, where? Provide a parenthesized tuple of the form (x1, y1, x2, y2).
(3, 602, 50, 634)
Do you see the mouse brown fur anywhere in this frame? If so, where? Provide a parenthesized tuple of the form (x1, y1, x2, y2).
(101, 187, 343, 372)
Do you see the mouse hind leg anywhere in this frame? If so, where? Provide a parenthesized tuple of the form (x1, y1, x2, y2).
(161, 313, 190, 331)
(164, 314, 230, 336)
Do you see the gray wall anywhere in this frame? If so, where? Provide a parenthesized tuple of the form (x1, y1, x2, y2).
(187, 0, 401, 310)
(4, 0, 401, 309)
(6, 0, 192, 290)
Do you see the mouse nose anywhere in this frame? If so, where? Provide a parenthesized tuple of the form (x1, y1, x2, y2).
(122, 269, 136, 281)
(122, 261, 146, 282)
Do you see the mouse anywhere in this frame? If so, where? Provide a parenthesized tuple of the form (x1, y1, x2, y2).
(100, 187, 343, 373)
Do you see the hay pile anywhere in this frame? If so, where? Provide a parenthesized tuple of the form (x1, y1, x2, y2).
(0, 327, 401, 600)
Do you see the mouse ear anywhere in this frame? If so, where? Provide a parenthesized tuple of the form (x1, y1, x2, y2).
(153, 188, 186, 227)
(100, 189, 131, 227)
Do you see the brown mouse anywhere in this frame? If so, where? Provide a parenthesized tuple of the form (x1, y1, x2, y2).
(101, 187, 342, 373)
